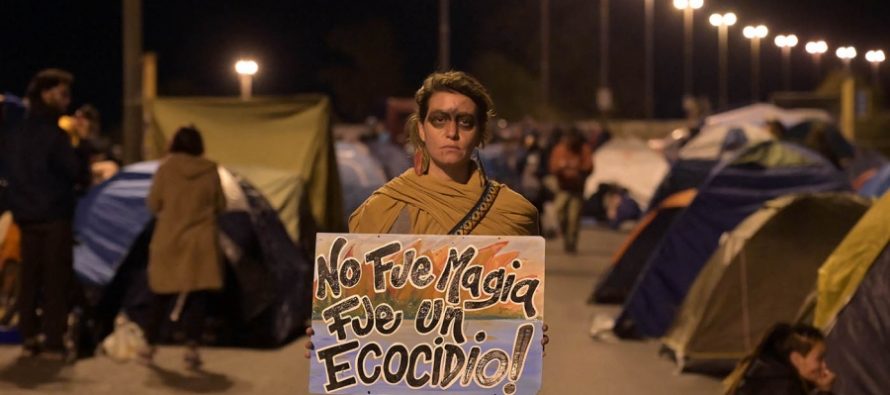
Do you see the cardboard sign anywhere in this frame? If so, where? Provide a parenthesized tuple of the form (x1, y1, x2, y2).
(310, 233, 545, 395)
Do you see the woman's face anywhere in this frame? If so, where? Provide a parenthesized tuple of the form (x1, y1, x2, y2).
(419, 91, 479, 173)
(790, 341, 827, 383)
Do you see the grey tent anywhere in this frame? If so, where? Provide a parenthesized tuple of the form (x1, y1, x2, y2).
(662, 193, 869, 368)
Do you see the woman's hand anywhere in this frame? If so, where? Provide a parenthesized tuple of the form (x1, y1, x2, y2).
(304, 327, 315, 359)
(541, 323, 549, 357)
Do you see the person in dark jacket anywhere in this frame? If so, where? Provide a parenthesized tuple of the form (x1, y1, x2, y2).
(729, 323, 835, 395)
(3, 69, 90, 359)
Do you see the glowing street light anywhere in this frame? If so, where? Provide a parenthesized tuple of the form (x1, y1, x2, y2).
(866, 49, 886, 85)
(836, 46, 857, 72)
(674, 0, 704, 102)
(710, 12, 737, 109)
(774, 34, 798, 91)
(743, 25, 769, 101)
(234, 59, 259, 100)
(805, 40, 829, 80)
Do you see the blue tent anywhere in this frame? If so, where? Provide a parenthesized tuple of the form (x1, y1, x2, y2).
(74, 161, 313, 347)
(614, 141, 850, 338)
(647, 159, 715, 210)
(649, 124, 771, 210)
(859, 163, 890, 198)
(336, 141, 387, 222)
(75, 162, 158, 285)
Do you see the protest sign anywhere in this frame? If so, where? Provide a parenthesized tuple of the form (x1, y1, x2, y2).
(309, 233, 545, 395)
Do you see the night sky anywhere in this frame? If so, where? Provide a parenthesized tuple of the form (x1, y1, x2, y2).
(2, 0, 889, 140)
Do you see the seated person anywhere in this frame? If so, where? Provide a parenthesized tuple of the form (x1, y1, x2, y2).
(728, 323, 835, 395)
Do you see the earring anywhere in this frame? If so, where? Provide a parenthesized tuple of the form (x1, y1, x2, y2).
(412, 148, 430, 175)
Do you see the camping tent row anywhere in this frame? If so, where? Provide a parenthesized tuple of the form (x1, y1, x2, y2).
(591, 138, 851, 310)
(589, 104, 885, 315)
(583, 103, 865, 214)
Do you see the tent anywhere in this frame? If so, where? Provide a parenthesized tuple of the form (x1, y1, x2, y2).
(647, 125, 772, 210)
(847, 147, 887, 189)
(583, 137, 668, 210)
(146, 95, 343, 241)
(590, 189, 696, 304)
(785, 121, 854, 169)
(647, 159, 714, 210)
(336, 141, 387, 222)
(677, 123, 773, 162)
(858, 163, 890, 198)
(614, 141, 850, 338)
(662, 194, 869, 366)
(705, 103, 832, 129)
(813, 191, 890, 395)
(74, 161, 313, 347)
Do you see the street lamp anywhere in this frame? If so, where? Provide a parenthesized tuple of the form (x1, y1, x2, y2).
(674, 0, 704, 102)
(743, 24, 769, 101)
(866, 49, 885, 86)
(234, 59, 259, 100)
(836, 46, 857, 73)
(774, 34, 798, 91)
(805, 40, 829, 81)
(709, 12, 737, 109)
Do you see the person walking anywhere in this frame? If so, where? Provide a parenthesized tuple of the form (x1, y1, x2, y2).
(140, 126, 225, 369)
(548, 127, 593, 253)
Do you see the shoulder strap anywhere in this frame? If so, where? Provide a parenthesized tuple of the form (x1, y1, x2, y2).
(448, 180, 502, 235)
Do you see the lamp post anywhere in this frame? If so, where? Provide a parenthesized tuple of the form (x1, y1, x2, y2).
(805, 40, 829, 82)
(866, 49, 886, 86)
(234, 59, 258, 100)
(674, 0, 704, 101)
(836, 46, 857, 73)
(709, 12, 737, 109)
(774, 34, 798, 91)
(743, 25, 768, 101)
(644, 0, 655, 118)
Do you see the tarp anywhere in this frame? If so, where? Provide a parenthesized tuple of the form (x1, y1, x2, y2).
(662, 194, 869, 364)
(615, 141, 851, 338)
(74, 161, 313, 347)
(678, 123, 773, 161)
(147, 96, 343, 240)
(705, 103, 832, 129)
(583, 137, 668, 210)
(814, 191, 890, 328)
(335, 141, 387, 222)
(590, 189, 695, 304)
(824, 244, 890, 395)
(859, 163, 890, 198)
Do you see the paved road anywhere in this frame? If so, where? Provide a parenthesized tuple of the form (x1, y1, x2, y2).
(0, 226, 722, 394)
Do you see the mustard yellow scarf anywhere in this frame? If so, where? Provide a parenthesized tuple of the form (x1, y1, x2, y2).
(349, 169, 538, 236)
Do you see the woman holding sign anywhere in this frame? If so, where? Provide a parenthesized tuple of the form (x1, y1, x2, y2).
(307, 70, 548, 358)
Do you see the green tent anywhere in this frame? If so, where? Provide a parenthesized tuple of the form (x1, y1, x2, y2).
(662, 193, 869, 366)
(146, 96, 344, 240)
(815, 191, 890, 329)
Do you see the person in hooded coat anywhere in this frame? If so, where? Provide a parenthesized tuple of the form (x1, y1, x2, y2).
(141, 126, 225, 369)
